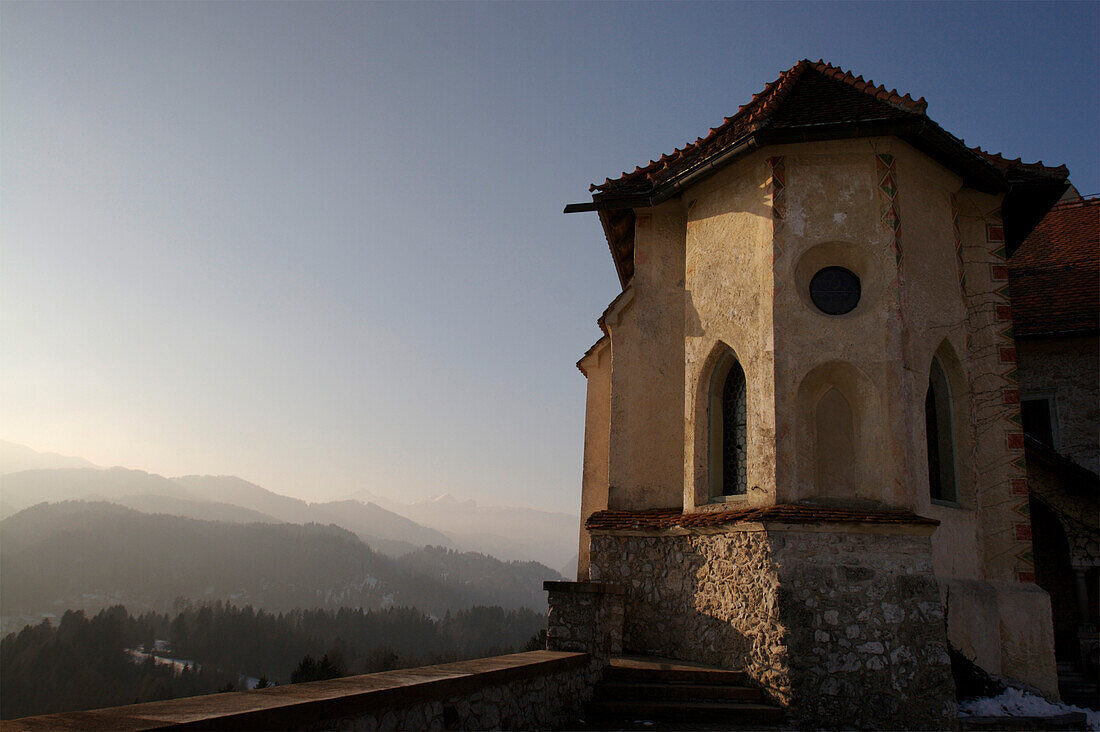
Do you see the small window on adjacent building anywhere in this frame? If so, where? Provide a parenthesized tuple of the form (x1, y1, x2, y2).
(925, 357, 958, 503)
(710, 356, 747, 498)
(1021, 398, 1056, 449)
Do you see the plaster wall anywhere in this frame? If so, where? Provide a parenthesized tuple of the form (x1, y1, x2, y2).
(955, 187, 1035, 585)
(890, 147, 984, 581)
(938, 577, 1059, 699)
(756, 139, 991, 579)
(1017, 335, 1100, 473)
(577, 338, 611, 580)
(605, 202, 687, 510)
(767, 138, 902, 507)
(681, 154, 776, 511)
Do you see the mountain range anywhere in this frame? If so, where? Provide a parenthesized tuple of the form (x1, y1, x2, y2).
(0, 441, 579, 571)
(0, 501, 561, 623)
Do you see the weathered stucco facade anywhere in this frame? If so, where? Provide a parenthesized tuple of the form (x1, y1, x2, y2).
(562, 60, 1073, 725)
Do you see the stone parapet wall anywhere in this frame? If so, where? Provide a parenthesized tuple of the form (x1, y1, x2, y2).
(544, 580, 625, 664)
(4, 651, 596, 731)
(589, 525, 956, 729)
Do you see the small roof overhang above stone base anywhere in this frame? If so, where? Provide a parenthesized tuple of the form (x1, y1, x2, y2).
(585, 504, 940, 537)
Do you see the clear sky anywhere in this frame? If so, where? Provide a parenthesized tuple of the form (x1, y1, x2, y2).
(3, 2, 1096, 513)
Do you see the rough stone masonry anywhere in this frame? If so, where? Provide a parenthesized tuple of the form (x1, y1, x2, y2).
(587, 526, 957, 729)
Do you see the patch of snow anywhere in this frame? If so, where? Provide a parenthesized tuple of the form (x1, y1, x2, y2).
(833, 212, 847, 224)
(959, 687, 1099, 730)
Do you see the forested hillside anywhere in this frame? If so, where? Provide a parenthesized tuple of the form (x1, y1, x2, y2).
(1, 602, 545, 719)
(0, 502, 561, 621)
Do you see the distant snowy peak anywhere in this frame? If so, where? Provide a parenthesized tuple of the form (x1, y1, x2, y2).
(415, 493, 476, 509)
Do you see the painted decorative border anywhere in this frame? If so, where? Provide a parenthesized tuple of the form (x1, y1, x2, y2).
(876, 152, 912, 498)
(768, 156, 788, 446)
(985, 215, 1035, 582)
(950, 193, 965, 293)
(768, 156, 787, 302)
(876, 153, 902, 265)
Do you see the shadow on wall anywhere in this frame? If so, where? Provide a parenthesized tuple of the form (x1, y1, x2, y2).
(793, 360, 887, 505)
(588, 529, 957, 728)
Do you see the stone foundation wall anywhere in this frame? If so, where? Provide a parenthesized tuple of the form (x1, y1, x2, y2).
(589, 526, 956, 729)
(588, 531, 783, 684)
(772, 530, 956, 728)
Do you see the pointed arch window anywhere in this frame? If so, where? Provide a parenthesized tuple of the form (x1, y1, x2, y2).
(710, 356, 747, 498)
(926, 357, 958, 503)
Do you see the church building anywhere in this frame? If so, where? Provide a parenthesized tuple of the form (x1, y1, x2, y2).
(558, 60, 1077, 726)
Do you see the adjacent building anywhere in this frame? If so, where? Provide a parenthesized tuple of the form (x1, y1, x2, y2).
(1010, 194, 1099, 704)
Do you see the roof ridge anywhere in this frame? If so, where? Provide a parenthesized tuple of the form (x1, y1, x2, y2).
(590, 59, 929, 193)
(589, 60, 813, 193)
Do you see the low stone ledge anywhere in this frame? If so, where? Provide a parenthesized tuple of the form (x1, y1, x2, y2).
(960, 712, 1089, 730)
(4, 651, 591, 731)
(542, 580, 626, 595)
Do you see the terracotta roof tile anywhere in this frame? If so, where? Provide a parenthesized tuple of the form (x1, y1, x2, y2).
(591, 60, 1063, 198)
(585, 504, 938, 531)
(972, 148, 1069, 182)
(1009, 196, 1099, 337)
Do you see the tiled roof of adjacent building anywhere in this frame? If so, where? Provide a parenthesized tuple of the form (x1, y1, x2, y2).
(1009, 196, 1099, 337)
(585, 504, 939, 531)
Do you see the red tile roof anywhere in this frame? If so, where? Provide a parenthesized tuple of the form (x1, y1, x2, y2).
(1009, 196, 1099, 337)
(973, 149, 1069, 183)
(590, 59, 1062, 197)
(585, 504, 938, 531)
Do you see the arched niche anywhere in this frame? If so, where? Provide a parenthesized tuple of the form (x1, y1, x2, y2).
(792, 360, 885, 505)
(814, 388, 857, 497)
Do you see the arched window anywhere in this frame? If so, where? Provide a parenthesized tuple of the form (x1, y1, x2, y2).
(710, 356, 747, 497)
(926, 357, 958, 502)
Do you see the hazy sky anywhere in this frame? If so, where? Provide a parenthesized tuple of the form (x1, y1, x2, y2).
(3, 2, 1097, 513)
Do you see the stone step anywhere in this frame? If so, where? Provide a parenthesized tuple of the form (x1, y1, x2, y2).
(584, 699, 784, 725)
(594, 680, 763, 703)
(606, 656, 750, 685)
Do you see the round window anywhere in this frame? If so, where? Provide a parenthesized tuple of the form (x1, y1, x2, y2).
(809, 266, 861, 315)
